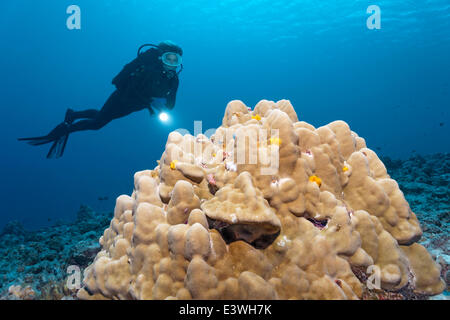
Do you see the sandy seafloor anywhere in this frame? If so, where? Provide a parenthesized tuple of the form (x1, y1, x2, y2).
(0, 153, 448, 300)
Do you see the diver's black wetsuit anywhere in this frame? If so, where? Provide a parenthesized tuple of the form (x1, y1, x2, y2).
(19, 46, 180, 158)
(67, 47, 179, 132)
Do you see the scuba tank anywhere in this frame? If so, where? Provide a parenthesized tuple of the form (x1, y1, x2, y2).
(137, 44, 159, 57)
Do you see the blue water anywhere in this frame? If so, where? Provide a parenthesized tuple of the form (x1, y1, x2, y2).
(0, 0, 449, 230)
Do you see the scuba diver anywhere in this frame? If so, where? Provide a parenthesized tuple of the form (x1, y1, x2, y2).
(18, 40, 183, 158)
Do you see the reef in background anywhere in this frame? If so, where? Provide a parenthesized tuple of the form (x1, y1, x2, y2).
(0, 101, 448, 300)
(381, 153, 449, 299)
(0, 206, 111, 300)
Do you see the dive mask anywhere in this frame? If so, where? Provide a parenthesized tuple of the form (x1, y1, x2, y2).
(161, 52, 182, 68)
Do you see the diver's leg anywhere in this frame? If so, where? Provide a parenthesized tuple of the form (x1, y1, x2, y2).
(19, 91, 144, 158)
(68, 90, 144, 133)
(65, 109, 99, 124)
(67, 118, 107, 133)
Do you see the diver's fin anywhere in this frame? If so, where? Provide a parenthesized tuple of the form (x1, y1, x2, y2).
(46, 140, 59, 158)
(46, 134, 69, 159)
(60, 134, 69, 157)
(19, 122, 71, 159)
(18, 136, 55, 146)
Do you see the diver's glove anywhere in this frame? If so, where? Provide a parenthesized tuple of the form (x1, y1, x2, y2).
(147, 98, 166, 116)
(151, 98, 168, 111)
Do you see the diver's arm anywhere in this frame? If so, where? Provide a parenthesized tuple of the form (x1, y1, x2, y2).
(165, 77, 179, 110)
(147, 98, 167, 116)
(147, 99, 156, 116)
